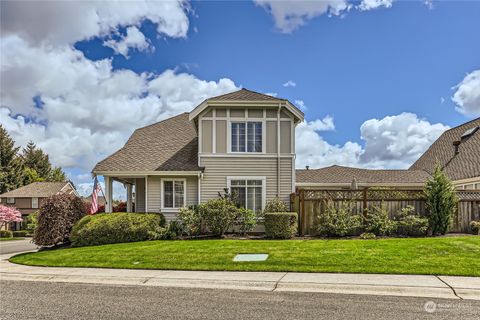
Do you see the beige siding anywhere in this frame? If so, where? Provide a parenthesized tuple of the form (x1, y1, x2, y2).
(199, 156, 293, 204)
(230, 109, 245, 117)
(248, 108, 263, 118)
(266, 109, 277, 118)
(146, 176, 198, 212)
(266, 121, 277, 153)
(280, 121, 292, 153)
(216, 120, 227, 153)
(216, 108, 226, 117)
(201, 120, 213, 153)
(135, 178, 146, 212)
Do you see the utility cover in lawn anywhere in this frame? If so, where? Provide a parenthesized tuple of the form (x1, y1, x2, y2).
(233, 254, 269, 262)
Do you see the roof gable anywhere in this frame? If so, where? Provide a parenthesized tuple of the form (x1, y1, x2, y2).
(188, 88, 304, 122)
(0, 182, 76, 198)
(409, 118, 480, 181)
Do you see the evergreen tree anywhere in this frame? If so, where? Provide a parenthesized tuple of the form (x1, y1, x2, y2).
(424, 165, 459, 235)
(0, 125, 24, 193)
(23, 167, 45, 185)
(49, 167, 67, 182)
(22, 141, 52, 179)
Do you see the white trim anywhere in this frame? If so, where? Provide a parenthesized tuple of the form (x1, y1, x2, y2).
(453, 176, 480, 185)
(198, 173, 201, 204)
(199, 117, 203, 154)
(160, 178, 187, 212)
(60, 182, 80, 197)
(188, 100, 304, 122)
(145, 176, 148, 212)
(198, 153, 295, 158)
(95, 171, 202, 176)
(212, 109, 216, 153)
(226, 176, 267, 211)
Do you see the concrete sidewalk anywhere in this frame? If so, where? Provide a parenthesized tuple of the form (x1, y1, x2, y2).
(1, 252, 479, 300)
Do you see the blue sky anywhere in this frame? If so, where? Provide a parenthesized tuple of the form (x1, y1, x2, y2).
(1, 0, 479, 197)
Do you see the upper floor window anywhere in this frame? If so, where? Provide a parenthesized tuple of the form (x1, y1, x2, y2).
(6, 197, 15, 204)
(231, 122, 262, 152)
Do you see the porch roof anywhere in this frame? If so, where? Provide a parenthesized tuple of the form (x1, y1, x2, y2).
(93, 113, 202, 173)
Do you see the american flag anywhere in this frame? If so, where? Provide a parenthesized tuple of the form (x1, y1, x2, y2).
(90, 177, 101, 214)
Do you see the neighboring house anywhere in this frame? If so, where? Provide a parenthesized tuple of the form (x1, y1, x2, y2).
(82, 195, 107, 207)
(0, 181, 78, 230)
(410, 118, 480, 190)
(93, 89, 304, 220)
(297, 118, 480, 190)
(296, 165, 430, 190)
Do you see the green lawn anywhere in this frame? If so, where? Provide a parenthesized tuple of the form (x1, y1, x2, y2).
(0, 237, 25, 241)
(9, 237, 480, 276)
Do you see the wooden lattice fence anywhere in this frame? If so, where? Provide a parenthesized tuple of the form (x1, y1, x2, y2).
(291, 188, 480, 235)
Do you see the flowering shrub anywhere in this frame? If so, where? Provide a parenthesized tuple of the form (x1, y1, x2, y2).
(0, 205, 22, 230)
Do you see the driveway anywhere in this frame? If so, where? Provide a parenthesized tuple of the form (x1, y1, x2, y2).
(2, 280, 479, 320)
(0, 239, 38, 254)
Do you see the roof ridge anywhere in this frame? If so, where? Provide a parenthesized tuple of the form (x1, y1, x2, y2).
(207, 88, 286, 101)
(443, 117, 480, 133)
(135, 112, 189, 132)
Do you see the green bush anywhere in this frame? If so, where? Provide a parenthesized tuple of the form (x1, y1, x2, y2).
(264, 197, 289, 214)
(178, 206, 202, 236)
(425, 165, 459, 235)
(0, 230, 13, 238)
(25, 212, 38, 235)
(234, 207, 257, 235)
(264, 212, 297, 239)
(366, 204, 397, 236)
(471, 221, 480, 235)
(315, 200, 363, 237)
(70, 212, 165, 247)
(161, 220, 184, 240)
(200, 199, 239, 236)
(12, 230, 28, 237)
(359, 232, 376, 239)
(394, 206, 429, 237)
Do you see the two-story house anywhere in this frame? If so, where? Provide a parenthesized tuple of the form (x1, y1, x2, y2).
(93, 89, 304, 220)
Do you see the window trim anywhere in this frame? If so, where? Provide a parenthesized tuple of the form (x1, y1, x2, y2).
(226, 176, 266, 212)
(228, 120, 265, 154)
(31, 197, 39, 209)
(160, 178, 187, 212)
(6, 197, 15, 204)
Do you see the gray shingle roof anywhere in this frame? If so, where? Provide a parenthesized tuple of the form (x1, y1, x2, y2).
(93, 113, 201, 172)
(296, 165, 431, 185)
(409, 118, 480, 181)
(0, 182, 72, 198)
(207, 88, 284, 102)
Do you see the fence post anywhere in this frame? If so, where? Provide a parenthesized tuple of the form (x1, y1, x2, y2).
(300, 190, 305, 236)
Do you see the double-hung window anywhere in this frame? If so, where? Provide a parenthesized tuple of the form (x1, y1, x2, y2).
(6, 197, 15, 204)
(31, 197, 39, 209)
(162, 180, 185, 209)
(231, 122, 262, 152)
(229, 179, 263, 214)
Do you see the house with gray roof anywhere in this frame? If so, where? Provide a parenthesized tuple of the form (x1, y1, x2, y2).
(93, 89, 304, 220)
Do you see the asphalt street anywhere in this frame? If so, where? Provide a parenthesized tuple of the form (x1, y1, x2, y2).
(1, 280, 479, 320)
(0, 239, 37, 255)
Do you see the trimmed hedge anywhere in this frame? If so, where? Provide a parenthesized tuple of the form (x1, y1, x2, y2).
(264, 212, 297, 239)
(70, 212, 166, 247)
(0, 230, 13, 238)
(471, 221, 480, 235)
(12, 230, 28, 237)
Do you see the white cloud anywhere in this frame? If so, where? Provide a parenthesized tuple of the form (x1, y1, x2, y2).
(265, 92, 278, 97)
(452, 70, 480, 116)
(254, 0, 350, 33)
(0, 0, 190, 46)
(294, 100, 307, 111)
(283, 80, 296, 87)
(255, 0, 395, 33)
(296, 113, 449, 170)
(358, 0, 393, 11)
(104, 26, 153, 58)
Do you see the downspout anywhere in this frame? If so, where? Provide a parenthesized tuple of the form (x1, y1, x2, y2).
(277, 103, 281, 197)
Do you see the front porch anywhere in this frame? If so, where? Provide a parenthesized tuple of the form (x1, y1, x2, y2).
(101, 172, 202, 220)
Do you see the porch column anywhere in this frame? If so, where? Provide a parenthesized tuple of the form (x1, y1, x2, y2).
(105, 176, 113, 213)
(126, 184, 133, 212)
